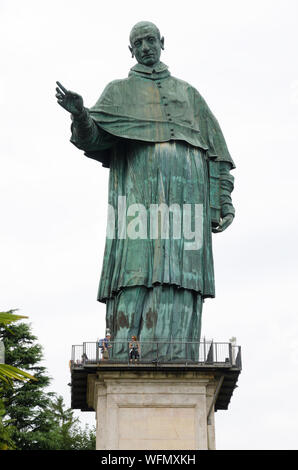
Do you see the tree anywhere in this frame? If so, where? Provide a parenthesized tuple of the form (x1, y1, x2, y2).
(0, 320, 56, 449)
(0, 316, 95, 450)
(0, 392, 15, 450)
(0, 311, 36, 450)
(0, 311, 36, 384)
(33, 395, 96, 450)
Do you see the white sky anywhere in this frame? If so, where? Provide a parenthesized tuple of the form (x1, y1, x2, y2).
(1, 0, 298, 450)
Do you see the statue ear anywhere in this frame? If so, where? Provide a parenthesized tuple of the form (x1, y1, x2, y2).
(160, 36, 165, 50)
(128, 45, 134, 58)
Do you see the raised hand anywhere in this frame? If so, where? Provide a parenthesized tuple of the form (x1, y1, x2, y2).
(212, 214, 234, 233)
(55, 81, 84, 116)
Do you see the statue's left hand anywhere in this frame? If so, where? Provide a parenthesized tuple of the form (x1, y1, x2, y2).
(212, 214, 234, 233)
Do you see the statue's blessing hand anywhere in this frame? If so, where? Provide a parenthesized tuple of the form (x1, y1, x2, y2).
(55, 81, 84, 116)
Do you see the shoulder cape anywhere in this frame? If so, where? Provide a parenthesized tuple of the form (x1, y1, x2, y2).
(85, 67, 235, 169)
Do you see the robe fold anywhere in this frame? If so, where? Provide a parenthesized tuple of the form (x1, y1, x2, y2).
(70, 62, 235, 346)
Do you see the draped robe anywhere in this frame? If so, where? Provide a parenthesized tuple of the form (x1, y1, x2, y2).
(70, 62, 235, 358)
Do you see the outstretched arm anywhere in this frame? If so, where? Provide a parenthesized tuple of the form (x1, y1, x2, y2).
(56, 81, 116, 152)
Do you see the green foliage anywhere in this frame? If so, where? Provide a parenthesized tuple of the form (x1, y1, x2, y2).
(0, 317, 95, 450)
(0, 310, 28, 327)
(0, 364, 36, 385)
(31, 395, 96, 450)
(0, 311, 36, 385)
(0, 320, 55, 449)
(0, 394, 16, 450)
(0, 311, 36, 449)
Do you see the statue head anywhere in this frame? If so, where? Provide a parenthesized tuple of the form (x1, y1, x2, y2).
(129, 21, 164, 67)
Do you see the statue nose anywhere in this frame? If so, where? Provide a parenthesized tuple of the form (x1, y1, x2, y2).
(142, 42, 150, 52)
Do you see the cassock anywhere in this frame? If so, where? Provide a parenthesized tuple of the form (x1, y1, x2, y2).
(70, 62, 235, 359)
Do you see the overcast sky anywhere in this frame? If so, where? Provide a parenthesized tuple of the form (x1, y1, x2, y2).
(1, 0, 298, 450)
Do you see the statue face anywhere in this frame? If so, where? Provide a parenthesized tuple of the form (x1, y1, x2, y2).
(129, 24, 164, 67)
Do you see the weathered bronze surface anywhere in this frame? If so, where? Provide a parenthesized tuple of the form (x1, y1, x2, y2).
(56, 21, 235, 357)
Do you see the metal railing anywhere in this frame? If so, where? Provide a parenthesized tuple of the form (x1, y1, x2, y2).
(70, 340, 241, 369)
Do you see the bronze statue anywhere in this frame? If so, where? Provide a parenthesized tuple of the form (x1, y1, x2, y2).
(56, 21, 235, 359)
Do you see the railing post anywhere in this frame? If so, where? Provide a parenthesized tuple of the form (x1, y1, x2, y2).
(83, 343, 86, 365)
(206, 341, 214, 364)
(228, 342, 233, 365)
(96, 341, 99, 363)
(236, 346, 242, 369)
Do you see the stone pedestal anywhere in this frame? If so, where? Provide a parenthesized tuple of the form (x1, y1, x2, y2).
(86, 368, 221, 450)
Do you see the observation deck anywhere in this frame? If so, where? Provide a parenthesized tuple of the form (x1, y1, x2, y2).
(69, 340, 242, 412)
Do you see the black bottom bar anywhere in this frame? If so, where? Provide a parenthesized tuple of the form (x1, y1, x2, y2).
(0, 449, 296, 465)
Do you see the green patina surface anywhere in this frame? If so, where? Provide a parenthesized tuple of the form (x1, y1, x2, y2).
(56, 21, 236, 355)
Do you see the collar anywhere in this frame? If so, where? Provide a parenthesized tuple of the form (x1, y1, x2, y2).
(129, 61, 170, 80)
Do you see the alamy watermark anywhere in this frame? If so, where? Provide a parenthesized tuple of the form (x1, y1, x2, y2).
(106, 196, 203, 251)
